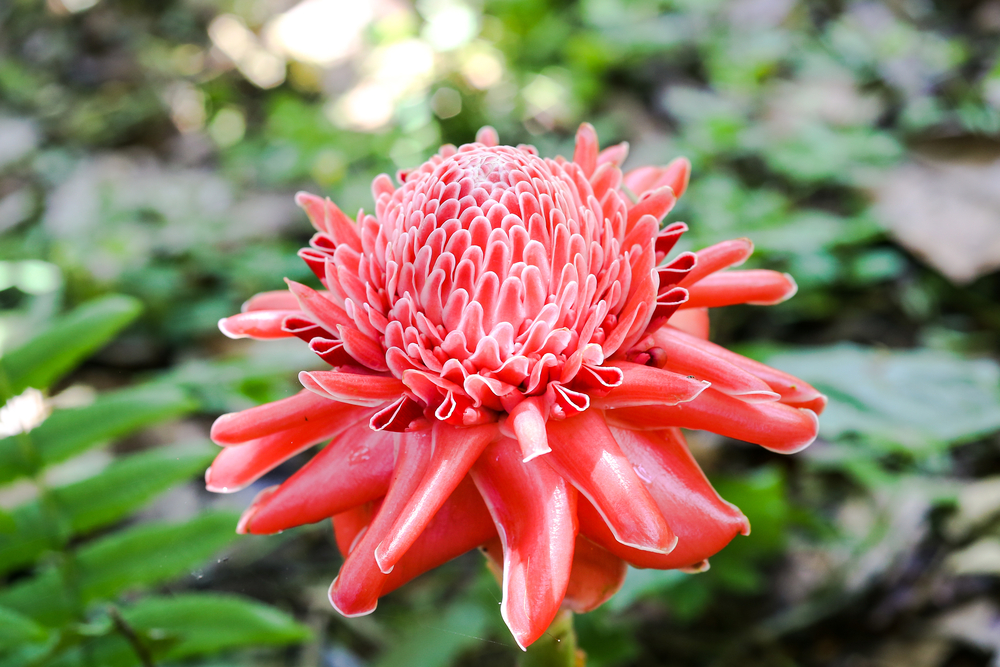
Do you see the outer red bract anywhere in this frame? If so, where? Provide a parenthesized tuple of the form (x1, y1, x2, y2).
(209, 124, 826, 649)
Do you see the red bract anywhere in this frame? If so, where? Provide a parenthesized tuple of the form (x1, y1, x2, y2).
(209, 124, 825, 649)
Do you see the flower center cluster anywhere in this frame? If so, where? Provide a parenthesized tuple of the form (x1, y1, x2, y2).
(351, 142, 650, 422)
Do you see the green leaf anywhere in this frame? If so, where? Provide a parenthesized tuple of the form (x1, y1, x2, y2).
(0, 509, 14, 534)
(0, 442, 215, 576)
(127, 593, 309, 657)
(0, 511, 239, 626)
(0, 605, 47, 649)
(44, 594, 309, 667)
(0, 295, 142, 400)
(763, 344, 1000, 453)
(0, 382, 196, 483)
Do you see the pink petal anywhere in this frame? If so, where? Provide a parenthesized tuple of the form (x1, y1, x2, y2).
(546, 410, 676, 554)
(573, 122, 599, 178)
(295, 192, 363, 252)
(679, 238, 754, 287)
(309, 337, 354, 366)
(622, 157, 691, 200)
(605, 386, 819, 454)
(211, 389, 335, 445)
(299, 370, 406, 407)
(657, 326, 826, 410)
(579, 427, 749, 569)
(661, 157, 691, 199)
(285, 279, 353, 330)
(627, 186, 677, 228)
(381, 476, 497, 595)
(476, 126, 499, 146)
(218, 310, 298, 340)
(329, 430, 433, 617)
(369, 395, 426, 432)
(331, 502, 375, 557)
(374, 422, 497, 573)
(649, 329, 780, 401)
(562, 535, 628, 613)
(281, 314, 334, 343)
(656, 252, 697, 290)
(507, 396, 551, 461)
(655, 221, 689, 262)
(596, 141, 629, 168)
(682, 270, 798, 308)
(241, 290, 299, 312)
(592, 361, 710, 409)
(471, 436, 578, 650)
(665, 307, 710, 339)
(239, 421, 394, 534)
(206, 403, 370, 493)
(338, 325, 390, 372)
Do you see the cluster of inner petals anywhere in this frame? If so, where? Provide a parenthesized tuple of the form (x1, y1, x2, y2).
(283, 128, 684, 429)
(211, 123, 826, 649)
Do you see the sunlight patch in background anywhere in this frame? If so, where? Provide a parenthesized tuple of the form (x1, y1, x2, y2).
(209, 14, 286, 89)
(329, 39, 437, 131)
(420, 0, 479, 51)
(265, 0, 375, 66)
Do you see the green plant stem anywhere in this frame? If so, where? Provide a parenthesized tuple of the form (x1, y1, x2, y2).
(520, 610, 583, 667)
(109, 606, 156, 667)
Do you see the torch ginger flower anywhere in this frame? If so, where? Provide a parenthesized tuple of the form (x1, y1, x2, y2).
(209, 124, 825, 649)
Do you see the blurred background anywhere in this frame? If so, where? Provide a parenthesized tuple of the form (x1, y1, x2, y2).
(2, 0, 1000, 665)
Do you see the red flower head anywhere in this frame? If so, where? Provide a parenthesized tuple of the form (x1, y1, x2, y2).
(209, 124, 826, 648)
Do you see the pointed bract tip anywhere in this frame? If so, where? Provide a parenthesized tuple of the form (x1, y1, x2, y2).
(328, 577, 379, 618)
(217, 317, 246, 340)
(373, 543, 395, 574)
(679, 559, 710, 574)
(209, 413, 237, 445)
(521, 446, 552, 463)
(781, 408, 820, 454)
(782, 272, 799, 300)
(476, 126, 499, 147)
(665, 156, 692, 198)
(734, 238, 755, 265)
(294, 191, 318, 208)
(204, 467, 247, 494)
(236, 485, 279, 534)
(499, 604, 530, 652)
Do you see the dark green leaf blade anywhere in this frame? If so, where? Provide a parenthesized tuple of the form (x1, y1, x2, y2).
(764, 344, 1000, 453)
(125, 593, 310, 657)
(0, 511, 239, 626)
(43, 594, 308, 667)
(0, 605, 48, 650)
(0, 295, 142, 400)
(0, 442, 216, 576)
(0, 383, 196, 483)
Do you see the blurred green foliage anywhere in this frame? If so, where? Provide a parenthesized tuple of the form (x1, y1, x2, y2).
(0, 296, 310, 665)
(2, 0, 1000, 665)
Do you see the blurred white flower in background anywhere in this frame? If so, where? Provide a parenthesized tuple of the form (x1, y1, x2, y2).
(0, 388, 50, 438)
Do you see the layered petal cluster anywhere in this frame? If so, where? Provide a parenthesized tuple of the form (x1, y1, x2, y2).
(209, 124, 825, 648)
